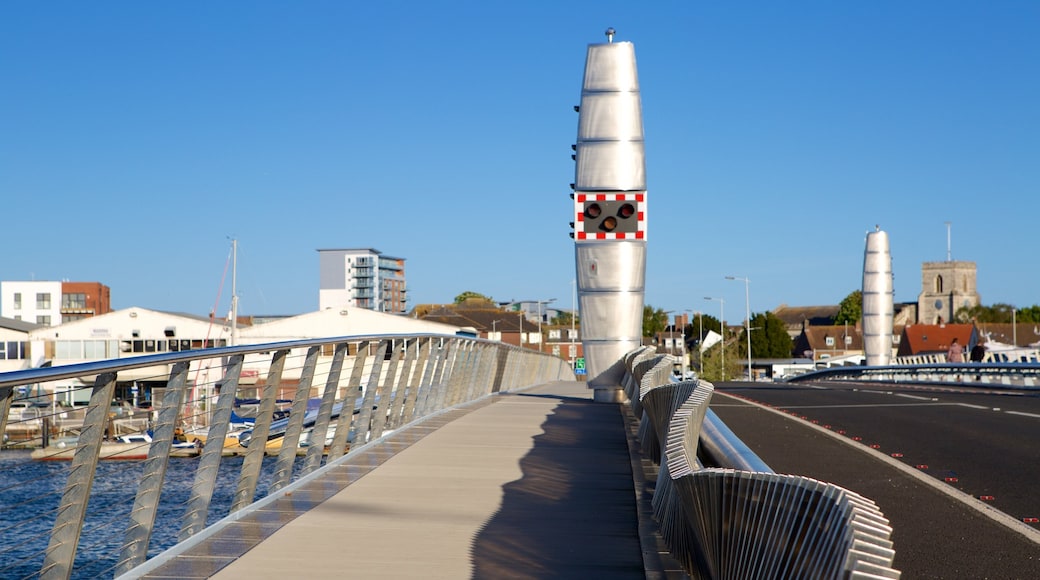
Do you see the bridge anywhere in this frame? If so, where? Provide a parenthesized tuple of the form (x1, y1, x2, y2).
(3, 335, 1039, 579)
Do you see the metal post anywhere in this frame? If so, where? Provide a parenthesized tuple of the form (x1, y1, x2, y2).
(726, 276, 752, 381)
(705, 297, 725, 381)
(41, 372, 118, 580)
(232, 349, 288, 512)
(117, 362, 190, 575)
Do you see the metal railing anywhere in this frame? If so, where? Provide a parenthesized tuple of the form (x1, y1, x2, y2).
(787, 361, 1040, 388)
(0, 333, 571, 580)
(620, 347, 900, 578)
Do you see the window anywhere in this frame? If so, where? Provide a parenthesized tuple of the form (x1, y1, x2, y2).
(36, 293, 52, 309)
(13, 293, 21, 310)
(62, 293, 87, 309)
(36, 315, 52, 325)
(934, 275, 944, 293)
(825, 336, 835, 347)
(549, 329, 561, 339)
(83, 340, 108, 359)
(56, 341, 84, 359)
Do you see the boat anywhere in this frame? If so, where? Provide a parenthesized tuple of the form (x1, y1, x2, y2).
(30, 433, 202, 461)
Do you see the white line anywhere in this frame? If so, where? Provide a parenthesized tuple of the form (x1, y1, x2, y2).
(1006, 410, 1040, 419)
(894, 393, 934, 401)
(955, 403, 989, 410)
(715, 391, 1040, 546)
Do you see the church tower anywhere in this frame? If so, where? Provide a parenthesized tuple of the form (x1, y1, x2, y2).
(917, 261, 979, 324)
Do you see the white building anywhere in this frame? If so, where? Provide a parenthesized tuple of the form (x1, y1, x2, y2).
(318, 248, 407, 314)
(22, 305, 460, 406)
(1, 281, 62, 326)
(0, 317, 39, 373)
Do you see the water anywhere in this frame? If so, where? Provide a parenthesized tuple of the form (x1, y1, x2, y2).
(0, 449, 310, 579)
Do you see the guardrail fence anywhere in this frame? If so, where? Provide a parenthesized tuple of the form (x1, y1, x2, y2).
(0, 334, 571, 579)
(620, 346, 901, 579)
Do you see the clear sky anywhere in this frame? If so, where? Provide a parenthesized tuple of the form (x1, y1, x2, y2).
(3, 2, 1037, 324)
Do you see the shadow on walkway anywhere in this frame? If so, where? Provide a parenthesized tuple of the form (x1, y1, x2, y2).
(469, 392, 646, 579)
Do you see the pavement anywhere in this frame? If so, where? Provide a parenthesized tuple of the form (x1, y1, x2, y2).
(134, 381, 665, 579)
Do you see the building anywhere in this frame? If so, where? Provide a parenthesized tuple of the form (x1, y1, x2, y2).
(896, 323, 976, 358)
(24, 305, 461, 406)
(0, 316, 40, 373)
(917, 261, 979, 324)
(0, 280, 112, 326)
(318, 249, 407, 314)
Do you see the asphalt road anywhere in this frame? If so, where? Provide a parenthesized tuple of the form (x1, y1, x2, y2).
(710, 380, 1040, 578)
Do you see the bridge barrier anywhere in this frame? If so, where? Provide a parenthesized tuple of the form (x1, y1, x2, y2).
(621, 349, 900, 578)
(0, 334, 571, 580)
(787, 360, 1040, 388)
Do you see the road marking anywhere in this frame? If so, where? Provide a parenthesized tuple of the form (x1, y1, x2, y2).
(1006, 411, 1040, 419)
(713, 391, 1040, 546)
(894, 393, 935, 401)
(955, 403, 989, 410)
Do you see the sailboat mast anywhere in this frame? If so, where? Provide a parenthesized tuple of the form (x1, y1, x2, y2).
(231, 238, 238, 346)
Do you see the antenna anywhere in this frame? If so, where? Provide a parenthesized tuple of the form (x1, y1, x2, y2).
(605, 27, 615, 43)
(945, 221, 952, 261)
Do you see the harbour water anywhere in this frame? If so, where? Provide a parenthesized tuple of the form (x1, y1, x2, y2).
(0, 449, 308, 579)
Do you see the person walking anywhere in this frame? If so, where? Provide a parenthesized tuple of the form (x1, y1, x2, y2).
(947, 337, 965, 362)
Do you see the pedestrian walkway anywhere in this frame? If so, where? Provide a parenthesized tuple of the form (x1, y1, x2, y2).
(134, 381, 659, 579)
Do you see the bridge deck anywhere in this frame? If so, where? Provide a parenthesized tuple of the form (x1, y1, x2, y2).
(136, 381, 672, 579)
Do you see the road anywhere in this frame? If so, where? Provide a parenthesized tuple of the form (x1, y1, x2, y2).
(710, 380, 1040, 578)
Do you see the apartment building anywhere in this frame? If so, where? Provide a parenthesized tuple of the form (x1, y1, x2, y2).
(0, 280, 111, 326)
(317, 248, 407, 314)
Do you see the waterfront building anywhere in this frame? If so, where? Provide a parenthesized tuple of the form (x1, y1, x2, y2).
(0, 316, 39, 373)
(0, 280, 111, 325)
(317, 249, 407, 314)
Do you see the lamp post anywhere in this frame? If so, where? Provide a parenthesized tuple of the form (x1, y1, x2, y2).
(491, 319, 504, 341)
(538, 298, 557, 353)
(704, 297, 725, 381)
(696, 311, 704, 375)
(726, 276, 752, 381)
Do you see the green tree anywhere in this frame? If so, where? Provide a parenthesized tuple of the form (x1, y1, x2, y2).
(955, 302, 1040, 323)
(454, 291, 493, 304)
(834, 290, 862, 325)
(698, 341, 742, 383)
(642, 305, 668, 338)
(735, 311, 795, 358)
(551, 310, 578, 326)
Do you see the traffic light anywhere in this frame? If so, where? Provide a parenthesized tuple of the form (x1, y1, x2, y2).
(580, 199, 639, 235)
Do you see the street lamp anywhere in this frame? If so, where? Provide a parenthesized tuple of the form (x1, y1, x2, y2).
(726, 275, 752, 381)
(491, 319, 504, 341)
(538, 298, 557, 352)
(704, 296, 725, 381)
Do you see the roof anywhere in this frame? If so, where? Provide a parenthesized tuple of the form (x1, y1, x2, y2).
(898, 324, 975, 356)
(974, 323, 1040, 348)
(798, 325, 864, 351)
(0, 316, 43, 332)
(772, 304, 839, 328)
(418, 305, 526, 332)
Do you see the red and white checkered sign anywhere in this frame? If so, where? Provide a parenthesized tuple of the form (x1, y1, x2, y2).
(574, 192, 647, 240)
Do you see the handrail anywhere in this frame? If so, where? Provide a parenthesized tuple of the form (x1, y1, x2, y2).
(0, 333, 571, 579)
(620, 348, 900, 577)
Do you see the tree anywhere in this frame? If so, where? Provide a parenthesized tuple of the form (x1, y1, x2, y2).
(454, 291, 493, 305)
(642, 305, 668, 338)
(834, 290, 862, 325)
(551, 310, 578, 326)
(740, 311, 794, 358)
(698, 341, 742, 383)
(955, 302, 1040, 323)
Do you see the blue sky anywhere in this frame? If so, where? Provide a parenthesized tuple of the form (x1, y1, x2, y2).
(3, 2, 1037, 324)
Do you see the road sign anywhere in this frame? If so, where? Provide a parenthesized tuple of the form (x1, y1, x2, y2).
(574, 357, 587, 375)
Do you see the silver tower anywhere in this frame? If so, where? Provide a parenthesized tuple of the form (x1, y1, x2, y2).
(572, 29, 647, 402)
(862, 226, 894, 366)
